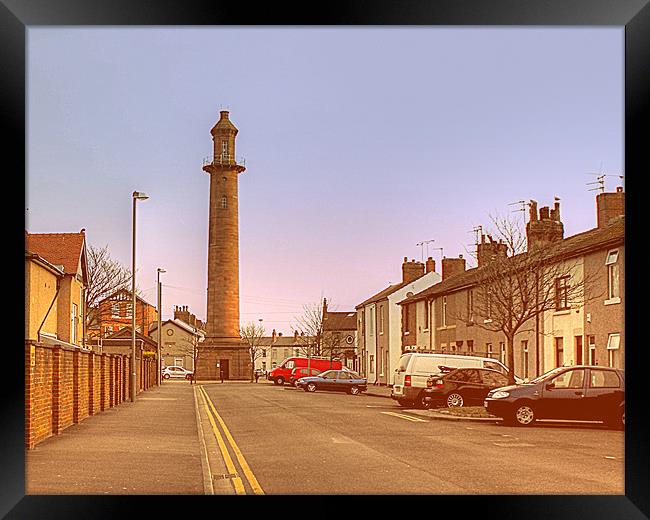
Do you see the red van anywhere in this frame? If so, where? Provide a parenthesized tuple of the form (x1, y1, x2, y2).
(268, 357, 342, 385)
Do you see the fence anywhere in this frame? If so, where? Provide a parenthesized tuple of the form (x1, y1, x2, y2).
(25, 340, 157, 449)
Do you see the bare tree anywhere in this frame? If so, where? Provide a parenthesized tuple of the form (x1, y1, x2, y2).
(167, 328, 202, 384)
(240, 321, 266, 382)
(85, 245, 133, 339)
(456, 214, 602, 385)
(292, 298, 342, 370)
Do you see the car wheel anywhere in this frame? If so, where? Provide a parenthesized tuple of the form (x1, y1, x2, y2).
(446, 393, 464, 408)
(306, 383, 317, 393)
(417, 393, 431, 409)
(276, 377, 285, 386)
(607, 407, 625, 430)
(513, 403, 536, 426)
(349, 385, 360, 395)
(163, 374, 170, 380)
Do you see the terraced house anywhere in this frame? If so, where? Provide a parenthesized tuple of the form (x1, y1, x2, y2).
(356, 257, 441, 384)
(398, 188, 624, 380)
(25, 230, 89, 349)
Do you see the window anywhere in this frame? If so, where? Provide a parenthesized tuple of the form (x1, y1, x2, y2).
(588, 335, 597, 365)
(285, 360, 295, 369)
(606, 250, 620, 300)
(522, 340, 529, 379)
(482, 370, 509, 387)
(555, 337, 564, 367)
(484, 360, 507, 375)
(402, 305, 409, 334)
(500, 342, 506, 364)
(379, 305, 384, 334)
(338, 372, 351, 380)
(70, 303, 78, 343)
(607, 333, 620, 368)
(555, 276, 570, 310)
(369, 355, 374, 374)
(467, 340, 474, 353)
(589, 369, 620, 388)
(174, 357, 183, 367)
(442, 296, 447, 327)
(221, 139, 228, 159)
(467, 290, 474, 322)
(124, 302, 133, 318)
(448, 370, 470, 382)
(487, 343, 493, 357)
(111, 303, 120, 318)
(221, 195, 227, 209)
(551, 369, 585, 389)
(423, 301, 430, 330)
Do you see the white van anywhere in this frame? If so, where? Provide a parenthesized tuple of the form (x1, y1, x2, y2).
(391, 353, 516, 408)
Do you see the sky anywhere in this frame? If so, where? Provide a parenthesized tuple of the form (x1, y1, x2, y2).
(26, 27, 624, 335)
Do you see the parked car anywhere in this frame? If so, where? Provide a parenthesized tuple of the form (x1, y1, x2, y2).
(289, 367, 322, 386)
(295, 370, 367, 395)
(268, 357, 342, 386)
(484, 365, 625, 428)
(162, 365, 193, 380)
(392, 352, 521, 409)
(423, 368, 511, 409)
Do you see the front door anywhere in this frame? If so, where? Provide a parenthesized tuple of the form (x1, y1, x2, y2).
(219, 359, 230, 380)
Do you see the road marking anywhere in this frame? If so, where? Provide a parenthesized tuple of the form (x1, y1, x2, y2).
(199, 386, 265, 495)
(605, 456, 617, 460)
(197, 386, 246, 495)
(381, 411, 427, 423)
(492, 442, 535, 447)
(193, 386, 214, 495)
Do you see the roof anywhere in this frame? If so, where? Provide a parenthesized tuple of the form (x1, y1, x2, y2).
(102, 326, 158, 347)
(400, 217, 625, 305)
(25, 231, 86, 277)
(323, 311, 357, 331)
(356, 282, 409, 309)
(99, 288, 156, 308)
(25, 252, 65, 277)
(150, 318, 205, 337)
(256, 335, 316, 347)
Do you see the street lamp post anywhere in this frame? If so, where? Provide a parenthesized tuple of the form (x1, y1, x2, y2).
(157, 268, 166, 386)
(131, 191, 149, 402)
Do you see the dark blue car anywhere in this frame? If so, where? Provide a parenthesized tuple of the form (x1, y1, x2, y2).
(295, 370, 367, 395)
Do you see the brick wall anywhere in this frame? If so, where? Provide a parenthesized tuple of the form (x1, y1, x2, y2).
(25, 340, 158, 449)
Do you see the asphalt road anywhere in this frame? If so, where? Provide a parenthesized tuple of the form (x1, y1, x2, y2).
(200, 382, 624, 495)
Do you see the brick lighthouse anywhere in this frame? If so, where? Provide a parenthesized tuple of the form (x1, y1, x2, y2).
(195, 110, 251, 380)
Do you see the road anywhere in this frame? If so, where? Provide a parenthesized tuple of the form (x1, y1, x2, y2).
(197, 381, 624, 495)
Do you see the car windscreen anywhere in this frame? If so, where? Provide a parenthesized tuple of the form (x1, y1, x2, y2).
(528, 367, 566, 384)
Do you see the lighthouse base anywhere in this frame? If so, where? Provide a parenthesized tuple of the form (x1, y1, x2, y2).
(195, 341, 251, 381)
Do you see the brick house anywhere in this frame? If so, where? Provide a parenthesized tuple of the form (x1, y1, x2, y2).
(321, 298, 358, 371)
(398, 189, 625, 379)
(90, 288, 158, 339)
(253, 330, 317, 373)
(25, 230, 88, 348)
(356, 257, 441, 384)
(149, 318, 205, 371)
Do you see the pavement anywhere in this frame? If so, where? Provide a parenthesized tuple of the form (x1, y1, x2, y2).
(23, 379, 496, 496)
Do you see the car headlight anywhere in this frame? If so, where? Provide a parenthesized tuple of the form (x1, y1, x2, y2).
(490, 391, 510, 399)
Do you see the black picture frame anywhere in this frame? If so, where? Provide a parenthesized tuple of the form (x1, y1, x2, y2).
(4, 0, 648, 517)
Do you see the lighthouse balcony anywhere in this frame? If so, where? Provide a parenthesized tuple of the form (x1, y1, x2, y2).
(202, 154, 246, 168)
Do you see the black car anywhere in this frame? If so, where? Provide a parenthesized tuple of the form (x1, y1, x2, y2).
(423, 368, 511, 409)
(484, 365, 625, 428)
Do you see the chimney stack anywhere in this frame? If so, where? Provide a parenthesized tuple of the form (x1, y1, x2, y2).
(272, 329, 277, 343)
(596, 187, 625, 228)
(425, 257, 436, 274)
(477, 234, 508, 267)
(442, 255, 466, 281)
(526, 198, 564, 251)
(402, 257, 425, 283)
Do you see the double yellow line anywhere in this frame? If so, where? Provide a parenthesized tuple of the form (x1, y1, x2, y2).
(197, 385, 264, 495)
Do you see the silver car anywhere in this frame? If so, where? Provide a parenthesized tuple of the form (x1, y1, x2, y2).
(162, 366, 193, 380)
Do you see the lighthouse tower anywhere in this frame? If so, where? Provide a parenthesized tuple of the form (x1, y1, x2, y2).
(195, 110, 251, 380)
